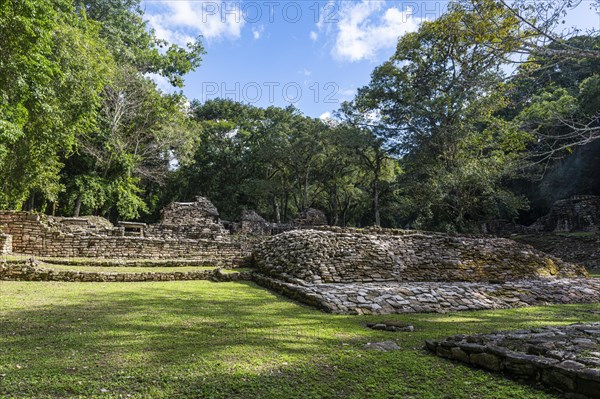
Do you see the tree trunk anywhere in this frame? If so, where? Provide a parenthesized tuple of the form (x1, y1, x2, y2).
(74, 194, 82, 217)
(272, 194, 281, 224)
(302, 169, 309, 211)
(283, 191, 289, 222)
(373, 180, 381, 227)
(27, 191, 35, 211)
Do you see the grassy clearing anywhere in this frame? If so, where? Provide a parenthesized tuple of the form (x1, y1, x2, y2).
(1, 281, 598, 399)
(590, 271, 600, 278)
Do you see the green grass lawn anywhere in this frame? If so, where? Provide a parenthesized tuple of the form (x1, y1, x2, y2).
(1, 281, 599, 399)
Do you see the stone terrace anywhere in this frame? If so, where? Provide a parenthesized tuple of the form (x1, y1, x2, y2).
(254, 275, 600, 314)
(253, 229, 596, 314)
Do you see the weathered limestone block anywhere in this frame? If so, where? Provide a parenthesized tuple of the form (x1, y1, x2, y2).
(0, 233, 12, 254)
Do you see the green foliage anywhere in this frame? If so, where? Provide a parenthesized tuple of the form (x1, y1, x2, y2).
(353, 0, 535, 231)
(80, 0, 204, 88)
(111, 176, 149, 219)
(58, 66, 197, 219)
(501, 36, 600, 217)
(0, 0, 114, 209)
(171, 99, 398, 226)
(0, 0, 202, 219)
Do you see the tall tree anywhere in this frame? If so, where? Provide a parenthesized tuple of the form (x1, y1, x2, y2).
(0, 0, 113, 209)
(352, 0, 532, 231)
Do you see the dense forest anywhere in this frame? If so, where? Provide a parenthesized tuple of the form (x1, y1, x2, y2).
(1, 0, 599, 232)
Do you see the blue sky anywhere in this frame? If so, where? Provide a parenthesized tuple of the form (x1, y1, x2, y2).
(141, 0, 600, 119)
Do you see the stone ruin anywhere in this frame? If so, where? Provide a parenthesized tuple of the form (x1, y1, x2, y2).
(295, 208, 327, 227)
(146, 196, 230, 241)
(427, 323, 600, 399)
(529, 195, 600, 233)
(481, 195, 600, 235)
(1, 197, 599, 315)
(252, 228, 599, 314)
(480, 195, 600, 270)
(0, 232, 12, 254)
(231, 207, 329, 236)
(237, 210, 272, 236)
(0, 196, 244, 262)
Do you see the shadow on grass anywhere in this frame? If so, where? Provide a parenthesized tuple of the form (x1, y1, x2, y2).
(0, 280, 598, 398)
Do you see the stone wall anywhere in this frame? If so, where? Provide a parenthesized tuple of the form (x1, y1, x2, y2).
(515, 233, 600, 270)
(426, 324, 600, 399)
(0, 262, 253, 282)
(0, 211, 246, 262)
(254, 229, 588, 284)
(0, 233, 12, 254)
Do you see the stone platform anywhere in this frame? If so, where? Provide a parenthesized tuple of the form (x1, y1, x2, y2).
(0, 260, 253, 283)
(254, 275, 600, 314)
(426, 323, 600, 398)
(252, 229, 596, 314)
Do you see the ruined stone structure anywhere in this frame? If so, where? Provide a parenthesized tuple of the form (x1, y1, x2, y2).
(484, 195, 600, 235)
(530, 195, 600, 233)
(253, 275, 600, 314)
(252, 228, 597, 314)
(515, 233, 600, 270)
(231, 208, 329, 236)
(1, 197, 598, 316)
(427, 323, 600, 399)
(0, 197, 246, 262)
(146, 196, 230, 240)
(254, 229, 587, 284)
(237, 210, 272, 235)
(295, 208, 327, 226)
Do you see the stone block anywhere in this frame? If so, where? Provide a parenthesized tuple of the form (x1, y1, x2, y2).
(470, 353, 502, 371)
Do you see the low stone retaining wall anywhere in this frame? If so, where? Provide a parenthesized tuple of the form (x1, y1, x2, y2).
(515, 233, 600, 270)
(39, 258, 226, 268)
(0, 263, 253, 283)
(253, 275, 600, 314)
(254, 229, 588, 284)
(0, 233, 11, 254)
(426, 324, 600, 398)
(0, 211, 247, 262)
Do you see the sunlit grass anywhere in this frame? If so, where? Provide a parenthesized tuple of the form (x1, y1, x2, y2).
(1, 281, 598, 399)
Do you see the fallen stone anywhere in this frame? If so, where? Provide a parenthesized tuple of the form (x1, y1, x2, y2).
(363, 341, 400, 352)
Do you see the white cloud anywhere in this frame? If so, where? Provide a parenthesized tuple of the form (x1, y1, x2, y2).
(252, 25, 264, 40)
(319, 111, 332, 120)
(298, 68, 312, 76)
(328, 1, 422, 62)
(146, 1, 246, 46)
(310, 31, 318, 41)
